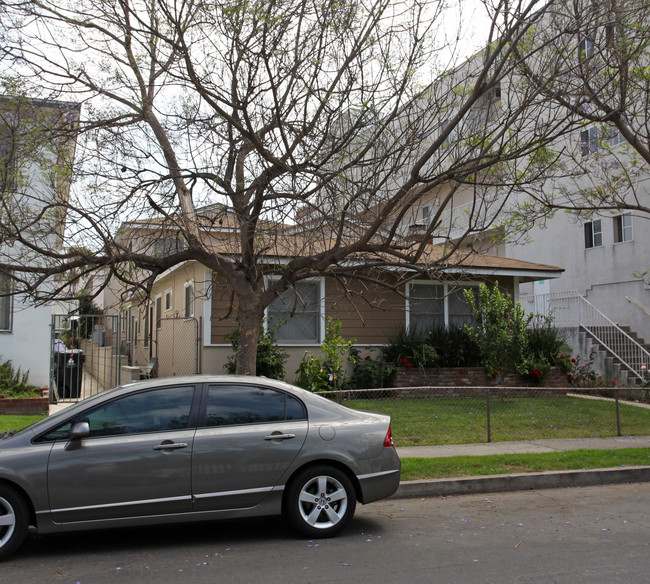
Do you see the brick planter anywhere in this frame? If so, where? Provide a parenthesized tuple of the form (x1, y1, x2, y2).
(393, 366, 569, 388)
(0, 389, 50, 415)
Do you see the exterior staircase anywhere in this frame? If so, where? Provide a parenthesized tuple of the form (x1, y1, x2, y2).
(579, 325, 650, 386)
(520, 291, 650, 386)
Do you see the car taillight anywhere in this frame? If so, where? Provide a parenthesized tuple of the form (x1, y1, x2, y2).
(383, 426, 394, 447)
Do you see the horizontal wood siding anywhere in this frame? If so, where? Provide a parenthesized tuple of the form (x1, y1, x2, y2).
(210, 280, 238, 344)
(325, 278, 404, 345)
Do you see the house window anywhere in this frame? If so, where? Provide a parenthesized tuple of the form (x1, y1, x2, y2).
(165, 289, 173, 311)
(584, 219, 602, 248)
(580, 127, 599, 157)
(184, 281, 195, 318)
(613, 214, 633, 243)
(0, 272, 14, 332)
(143, 304, 150, 347)
(408, 284, 444, 333)
(267, 279, 323, 344)
(155, 295, 162, 329)
(408, 283, 477, 332)
(153, 236, 186, 258)
(448, 286, 476, 327)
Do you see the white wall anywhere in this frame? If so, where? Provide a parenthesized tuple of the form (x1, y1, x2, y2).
(0, 296, 52, 388)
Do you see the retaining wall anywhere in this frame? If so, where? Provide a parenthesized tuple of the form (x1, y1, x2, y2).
(393, 366, 569, 388)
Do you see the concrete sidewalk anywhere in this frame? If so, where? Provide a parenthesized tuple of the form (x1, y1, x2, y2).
(393, 435, 650, 499)
(396, 435, 650, 458)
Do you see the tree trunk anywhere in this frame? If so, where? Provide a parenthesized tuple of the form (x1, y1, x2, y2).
(235, 299, 265, 375)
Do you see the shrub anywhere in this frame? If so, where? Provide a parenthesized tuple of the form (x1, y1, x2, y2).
(464, 282, 532, 378)
(295, 318, 356, 391)
(0, 358, 40, 397)
(527, 316, 567, 359)
(383, 325, 437, 368)
(427, 326, 481, 367)
(349, 348, 395, 389)
(224, 327, 288, 379)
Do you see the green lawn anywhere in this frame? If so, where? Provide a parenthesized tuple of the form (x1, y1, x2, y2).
(400, 448, 650, 480)
(0, 414, 47, 433)
(346, 396, 650, 446)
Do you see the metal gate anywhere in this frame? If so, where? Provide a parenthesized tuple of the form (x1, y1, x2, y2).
(50, 313, 123, 404)
(155, 317, 200, 377)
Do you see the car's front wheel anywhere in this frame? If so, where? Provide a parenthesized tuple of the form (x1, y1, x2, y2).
(285, 466, 356, 538)
(0, 485, 29, 561)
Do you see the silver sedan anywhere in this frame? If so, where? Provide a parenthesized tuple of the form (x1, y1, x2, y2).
(0, 375, 400, 559)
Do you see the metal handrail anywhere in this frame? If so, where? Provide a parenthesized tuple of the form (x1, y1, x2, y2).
(520, 291, 650, 382)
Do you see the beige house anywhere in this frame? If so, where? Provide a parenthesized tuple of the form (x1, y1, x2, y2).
(114, 225, 563, 382)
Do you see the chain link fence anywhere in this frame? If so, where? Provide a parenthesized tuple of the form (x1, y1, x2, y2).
(318, 387, 650, 446)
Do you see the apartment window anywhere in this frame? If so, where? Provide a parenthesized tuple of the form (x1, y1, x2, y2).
(408, 283, 477, 333)
(165, 289, 173, 311)
(0, 125, 17, 192)
(609, 128, 625, 147)
(0, 272, 14, 332)
(267, 279, 323, 344)
(440, 119, 457, 148)
(605, 23, 622, 47)
(184, 281, 194, 318)
(580, 127, 599, 157)
(422, 204, 434, 222)
(613, 214, 633, 243)
(584, 219, 603, 248)
(579, 35, 595, 60)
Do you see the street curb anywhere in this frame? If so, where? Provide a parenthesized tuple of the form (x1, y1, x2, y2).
(391, 466, 650, 499)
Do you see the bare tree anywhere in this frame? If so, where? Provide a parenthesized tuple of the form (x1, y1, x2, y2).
(0, 0, 579, 374)
(504, 0, 650, 225)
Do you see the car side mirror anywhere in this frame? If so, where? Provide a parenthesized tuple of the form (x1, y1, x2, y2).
(69, 421, 90, 439)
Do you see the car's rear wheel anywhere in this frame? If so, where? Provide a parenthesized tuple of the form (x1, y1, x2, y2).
(285, 466, 356, 538)
(0, 485, 29, 561)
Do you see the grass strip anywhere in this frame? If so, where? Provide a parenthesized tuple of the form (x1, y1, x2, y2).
(400, 448, 650, 481)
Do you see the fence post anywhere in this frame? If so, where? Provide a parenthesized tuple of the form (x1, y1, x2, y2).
(486, 387, 492, 443)
(615, 388, 621, 437)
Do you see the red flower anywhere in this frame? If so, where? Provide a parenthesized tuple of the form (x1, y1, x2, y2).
(406, 363, 413, 368)
(365, 356, 371, 361)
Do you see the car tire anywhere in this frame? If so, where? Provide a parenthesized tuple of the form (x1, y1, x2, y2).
(0, 485, 29, 561)
(285, 466, 356, 538)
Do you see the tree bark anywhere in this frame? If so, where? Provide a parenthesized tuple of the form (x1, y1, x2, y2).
(234, 295, 265, 376)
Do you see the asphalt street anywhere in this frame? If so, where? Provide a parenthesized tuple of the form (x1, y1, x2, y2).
(2, 482, 648, 584)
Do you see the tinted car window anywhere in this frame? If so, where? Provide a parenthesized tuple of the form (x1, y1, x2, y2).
(205, 385, 306, 427)
(37, 386, 196, 440)
(82, 386, 195, 436)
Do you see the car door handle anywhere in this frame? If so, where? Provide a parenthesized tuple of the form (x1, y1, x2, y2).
(264, 432, 296, 441)
(153, 442, 188, 450)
